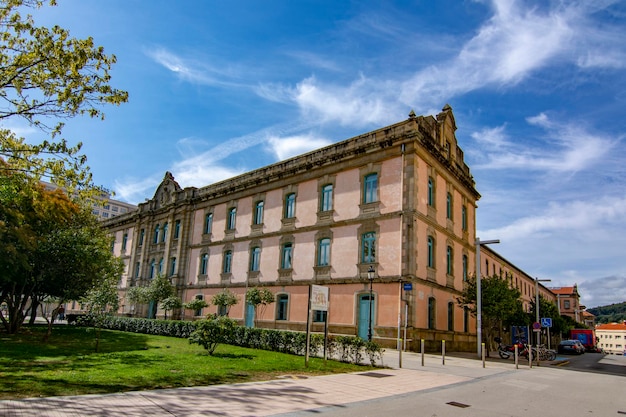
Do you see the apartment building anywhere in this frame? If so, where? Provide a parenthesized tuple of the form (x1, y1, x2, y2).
(40, 181, 136, 221)
(596, 322, 626, 355)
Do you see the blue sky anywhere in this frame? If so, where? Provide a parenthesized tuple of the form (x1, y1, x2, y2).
(19, 1, 626, 308)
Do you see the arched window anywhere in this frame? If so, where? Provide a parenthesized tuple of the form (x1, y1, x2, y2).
(427, 236, 434, 268)
(363, 173, 378, 203)
(446, 192, 452, 219)
(254, 201, 264, 225)
(321, 184, 333, 211)
(427, 177, 434, 206)
(284, 193, 296, 219)
(446, 246, 453, 275)
(448, 302, 454, 331)
(462, 255, 468, 281)
(281, 243, 293, 269)
(318, 238, 330, 266)
(223, 250, 232, 273)
(276, 294, 289, 320)
(227, 208, 237, 230)
(249, 247, 261, 271)
(428, 297, 436, 329)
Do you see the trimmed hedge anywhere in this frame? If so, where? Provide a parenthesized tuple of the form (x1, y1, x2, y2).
(79, 315, 384, 366)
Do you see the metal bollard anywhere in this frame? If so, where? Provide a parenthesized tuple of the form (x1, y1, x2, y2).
(481, 342, 485, 368)
(515, 344, 519, 369)
(399, 338, 403, 368)
(421, 339, 425, 366)
(442, 340, 446, 365)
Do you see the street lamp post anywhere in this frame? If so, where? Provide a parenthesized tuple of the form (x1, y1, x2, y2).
(367, 265, 375, 342)
(535, 277, 551, 348)
(475, 237, 500, 358)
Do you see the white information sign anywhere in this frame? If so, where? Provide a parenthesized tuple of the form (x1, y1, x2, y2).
(311, 285, 329, 311)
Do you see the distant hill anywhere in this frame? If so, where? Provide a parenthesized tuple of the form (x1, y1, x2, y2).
(587, 302, 626, 324)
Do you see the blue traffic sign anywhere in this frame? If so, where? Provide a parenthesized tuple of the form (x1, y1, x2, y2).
(541, 317, 552, 328)
(403, 283, 413, 291)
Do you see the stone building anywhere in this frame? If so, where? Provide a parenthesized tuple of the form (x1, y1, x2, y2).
(104, 105, 484, 351)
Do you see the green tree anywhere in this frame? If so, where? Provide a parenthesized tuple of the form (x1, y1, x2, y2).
(0, 177, 121, 334)
(127, 274, 176, 319)
(246, 287, 275, 326)
(457, 274, 526, 353)
(0, 0, 128, 191)
(183, 298, 209, 318)
(160, 296, 182, 320)
(188, 316, 237, 355)
(211, 289, 239, 317)
(79, 265, 123, 351)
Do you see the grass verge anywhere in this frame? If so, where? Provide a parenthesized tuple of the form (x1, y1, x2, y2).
(0, 325, 372, 400)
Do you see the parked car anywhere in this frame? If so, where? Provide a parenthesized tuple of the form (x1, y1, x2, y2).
(558, 339, 585, 355)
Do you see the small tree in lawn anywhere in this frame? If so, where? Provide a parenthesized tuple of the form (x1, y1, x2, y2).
(189, 316, 237, 355)
(127, 274, 175, 319)
(246, 287, 275, 326)
(160, 296, 183, 320)
(212, 289, 239, 317)
(80, 270, 122, 352)
(183, 298, 209, 318)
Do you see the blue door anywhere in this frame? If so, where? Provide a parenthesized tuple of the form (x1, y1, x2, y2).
(358, 294, 375, 340)
(148, 301, 157, 319)
(245, 303, 255, 328)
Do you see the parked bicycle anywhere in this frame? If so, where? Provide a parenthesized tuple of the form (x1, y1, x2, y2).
(531, 344, 557, 361)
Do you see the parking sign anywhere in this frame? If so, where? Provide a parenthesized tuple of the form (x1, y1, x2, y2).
(541, 317, 552, 328)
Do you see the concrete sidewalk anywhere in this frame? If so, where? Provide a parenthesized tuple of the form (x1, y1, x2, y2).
(0, 350, 518, 417)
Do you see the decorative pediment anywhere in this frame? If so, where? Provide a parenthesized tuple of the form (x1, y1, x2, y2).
(152, 171, 181, 209)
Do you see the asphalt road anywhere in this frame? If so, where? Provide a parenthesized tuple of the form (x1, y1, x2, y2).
(555, 351, 626, 377)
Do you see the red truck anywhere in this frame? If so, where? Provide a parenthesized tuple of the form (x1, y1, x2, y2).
(570, 329, 597, 352)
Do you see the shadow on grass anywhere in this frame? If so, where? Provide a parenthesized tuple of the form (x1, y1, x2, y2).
(211, 352, 256, 360)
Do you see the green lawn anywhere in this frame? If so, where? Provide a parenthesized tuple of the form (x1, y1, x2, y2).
(0, 325, 371, 400)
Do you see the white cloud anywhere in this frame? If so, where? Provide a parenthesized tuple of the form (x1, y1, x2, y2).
(473, 113, 615, 173)
(266, 134, 332, 161)
(578, 276, 626, 308)
(479, 196, 626, 242)
(146, 47, 244, 88)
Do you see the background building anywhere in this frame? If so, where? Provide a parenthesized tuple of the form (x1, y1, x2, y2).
(596, 322, 626, 355)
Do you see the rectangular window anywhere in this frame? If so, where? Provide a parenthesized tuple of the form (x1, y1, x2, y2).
(139, 229, 145, 246)
(135, 262, 140, 278)
(446, 193, 452, 219)
(204, 213, 213, 234)
(281, 243, 293, 269)
(428, 297, 436, 330)
(227, 208, 236, 230)
(318, 238, 330, 266)
(447, 302, 454, 331)
(363, 174, 378, 203)
(170, 257, 177, 276)
(174, 220, 181, 239)
(122, 233, 128, 251)
(564, 300, 571, 309)
(161, 222, 168, 243)
(223, 250, 232, 273)
(284, 193, 296, 218)
(361, 232, 376, 263)
(153, 224, 160, 244)
(254, 201, 264, 225)
(462, 206, 467, 231)
(446, 246, 453, 275)
(250, 247, 261, 271)
(200, 253, 208, 275)
(313, 310, 327, 322)
(321, 184, 333, 211)
(276, 294, 288, 320)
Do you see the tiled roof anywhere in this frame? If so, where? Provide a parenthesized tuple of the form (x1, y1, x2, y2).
(550, 286, 577, 295)
(596, 323, 626, 331)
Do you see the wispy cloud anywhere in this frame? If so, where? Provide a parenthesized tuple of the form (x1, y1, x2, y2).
(146, 47, 245, 88)
(473, 113, 616, 173)
(266, 133, 332, 161)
